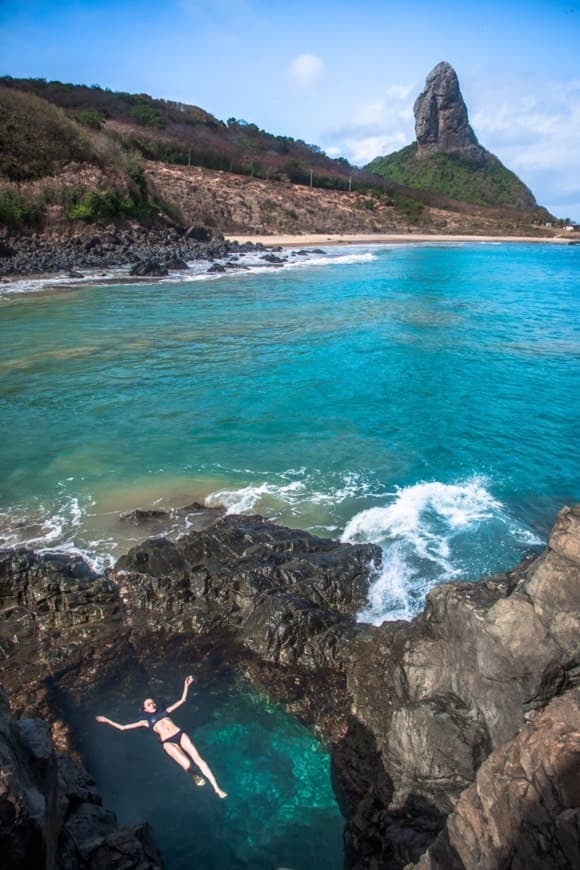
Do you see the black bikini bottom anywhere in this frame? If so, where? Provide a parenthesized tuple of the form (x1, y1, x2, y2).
(161, 729, 184, 746)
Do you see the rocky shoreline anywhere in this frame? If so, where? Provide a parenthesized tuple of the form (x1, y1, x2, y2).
(0, 223, 288, 279)
(1, 506, 579, 868)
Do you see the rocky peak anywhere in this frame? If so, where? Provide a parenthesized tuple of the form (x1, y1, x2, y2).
(414, 61, 485, 163)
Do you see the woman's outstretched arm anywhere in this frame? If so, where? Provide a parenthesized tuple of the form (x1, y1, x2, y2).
(166, 675, 195, 714)
(95, 715, 147, 731)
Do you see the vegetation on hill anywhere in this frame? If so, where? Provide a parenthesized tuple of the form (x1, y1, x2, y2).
(365, 144, 538, 211)
(0, 87, 94, 181)
(0, 75, 551, 234)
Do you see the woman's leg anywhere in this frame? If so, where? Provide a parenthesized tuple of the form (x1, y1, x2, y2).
(162, 741, 193, 771)
(162, 741, 205, 786)
(179, 733, 227, 798)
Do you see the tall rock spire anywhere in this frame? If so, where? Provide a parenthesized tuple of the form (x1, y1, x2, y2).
(414, 62, 485, 164)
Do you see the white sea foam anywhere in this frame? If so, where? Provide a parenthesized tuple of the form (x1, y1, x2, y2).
(287, 251, 377, 268)
(0, 494, 115, 573)
(205, 469, 374, 517)
(0, 247, 379, 298)
(206, 480, 307, 514)
(342, 477, 543, 625)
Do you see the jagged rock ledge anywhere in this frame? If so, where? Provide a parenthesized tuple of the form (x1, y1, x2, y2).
(1, 507, 579, 868)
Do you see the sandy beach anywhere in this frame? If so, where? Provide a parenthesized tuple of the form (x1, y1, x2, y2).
(226, 231, 568, 247)
(1, 231, 572, 291)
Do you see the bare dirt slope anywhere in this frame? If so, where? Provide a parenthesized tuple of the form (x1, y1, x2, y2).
(145, 162, 549, 237)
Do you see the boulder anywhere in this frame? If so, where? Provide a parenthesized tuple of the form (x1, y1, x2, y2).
(129, 259, 168, 277)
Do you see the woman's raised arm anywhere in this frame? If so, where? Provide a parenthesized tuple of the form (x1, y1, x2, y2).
(95, 715, 146, 731)
(166, 674, 195, 714)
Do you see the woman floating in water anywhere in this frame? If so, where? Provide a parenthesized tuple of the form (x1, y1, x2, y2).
(96, 675, 227, 799)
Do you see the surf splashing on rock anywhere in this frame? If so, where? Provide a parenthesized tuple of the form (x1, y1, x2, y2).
(341, 477, 544, 623)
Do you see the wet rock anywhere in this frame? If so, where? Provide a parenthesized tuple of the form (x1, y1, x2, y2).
(129, 259, 169, 277)
(116, 514, 379, 640)
(207, 262, 226, 273)
(0, 549, 125, 700)
(164, 256, 188, 270)
(120, 508, 170, 525)
(260, 254, 286, 264)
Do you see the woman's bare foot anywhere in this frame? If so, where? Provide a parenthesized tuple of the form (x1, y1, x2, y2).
(192, 774, 206, 787)
(215, 788, 227, 799)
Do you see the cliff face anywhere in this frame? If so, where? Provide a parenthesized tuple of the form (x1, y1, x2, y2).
(414, 61, 485, 164)
(1, 507, 579, 868)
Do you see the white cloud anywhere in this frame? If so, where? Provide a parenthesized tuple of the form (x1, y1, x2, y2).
(322, 84, 415, 166)
(321, 71, 580, 218)
(288, 53, 324, 89)
(468, 75, 580, 215)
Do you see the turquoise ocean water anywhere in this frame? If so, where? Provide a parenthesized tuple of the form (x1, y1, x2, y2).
(2, 241, 579, 866)
(1, 242, 579, 620)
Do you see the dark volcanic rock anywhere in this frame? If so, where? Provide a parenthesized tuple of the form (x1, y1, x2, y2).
(185, 226, 220, 242)
(163, 256, 188, 270)
(414, 61, 485, 164)
(129, 259, 169, 277)
(0, 549, 126, 702)
(0, 686, 163, 869)
(116, 514, 380, 647)
(260, 254, 286, 264)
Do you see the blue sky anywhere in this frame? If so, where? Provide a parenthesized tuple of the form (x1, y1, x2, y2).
(2, 0, 580, 218)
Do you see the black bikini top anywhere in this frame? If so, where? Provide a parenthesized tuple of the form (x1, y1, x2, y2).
(141, 704, 168, 729)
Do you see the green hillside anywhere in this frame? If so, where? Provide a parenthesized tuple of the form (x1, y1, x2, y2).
(366, 144, 537, 210)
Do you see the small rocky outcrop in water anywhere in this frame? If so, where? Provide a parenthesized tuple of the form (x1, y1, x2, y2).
(414, 61, 485, 163)
(0, 686, 162, 869)
(1, 508, 579, 868)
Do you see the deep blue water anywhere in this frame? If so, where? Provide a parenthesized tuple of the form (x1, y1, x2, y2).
(1, 243, 579, 619)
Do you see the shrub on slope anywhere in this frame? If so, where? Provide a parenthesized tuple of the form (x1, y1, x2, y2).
(0, 87, 95, 181)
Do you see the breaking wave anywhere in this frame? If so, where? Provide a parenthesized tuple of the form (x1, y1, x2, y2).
(341, 477, 543, 623)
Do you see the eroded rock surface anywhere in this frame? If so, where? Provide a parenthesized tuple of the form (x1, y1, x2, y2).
(116, 513, 379, 648)
(411, 687, 580, 870)
(343, 506, 580, 867)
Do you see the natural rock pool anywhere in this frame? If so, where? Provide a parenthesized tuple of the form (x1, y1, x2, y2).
(79, 677, 344, 869)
